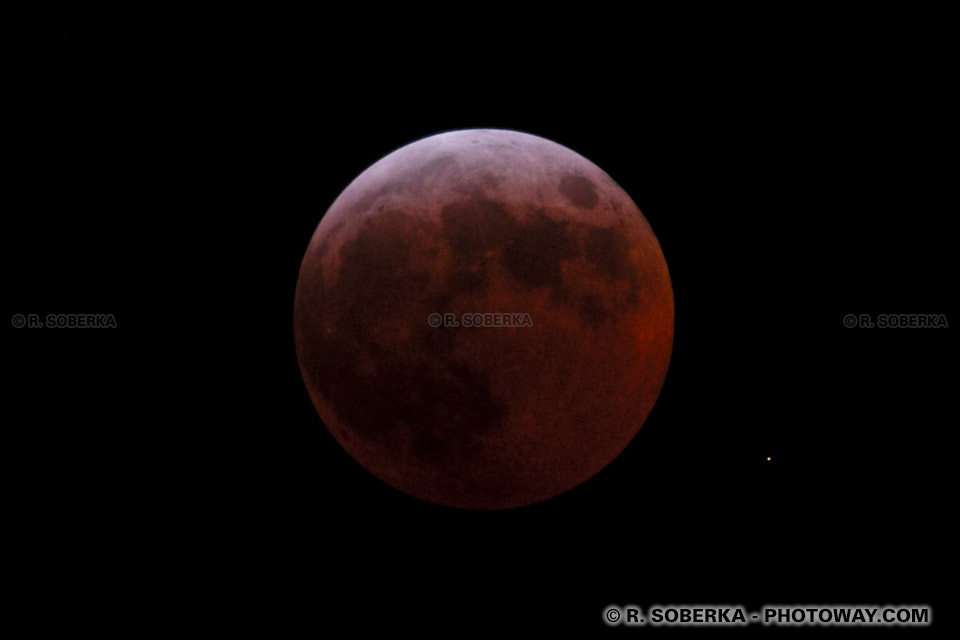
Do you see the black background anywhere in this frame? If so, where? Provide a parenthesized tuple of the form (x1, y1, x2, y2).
(8, 15, 953, 634)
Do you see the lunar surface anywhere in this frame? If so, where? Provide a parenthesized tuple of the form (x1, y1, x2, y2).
(294, 129, 673, 509)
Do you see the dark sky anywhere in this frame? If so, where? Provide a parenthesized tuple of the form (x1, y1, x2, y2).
(7, 15, 953, 633)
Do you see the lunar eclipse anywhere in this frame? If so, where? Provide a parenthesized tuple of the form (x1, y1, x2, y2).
(294, 129, 673, 509)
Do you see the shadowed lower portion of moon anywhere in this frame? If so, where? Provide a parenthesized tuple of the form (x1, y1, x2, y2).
(294, 129, 674, 509)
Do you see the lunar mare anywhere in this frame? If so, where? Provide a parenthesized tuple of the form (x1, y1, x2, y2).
(294, 129, 673, 509)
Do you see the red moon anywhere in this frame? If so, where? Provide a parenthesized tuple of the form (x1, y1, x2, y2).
(295, 129, 673, 509)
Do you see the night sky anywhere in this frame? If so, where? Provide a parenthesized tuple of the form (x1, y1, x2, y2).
(8, 15, 952, 633)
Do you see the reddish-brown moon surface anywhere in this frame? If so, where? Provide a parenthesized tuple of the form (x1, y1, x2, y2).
(294, 129, 673, 509)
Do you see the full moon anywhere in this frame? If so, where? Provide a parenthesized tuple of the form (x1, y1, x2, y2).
(295, 129, 673, 509)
